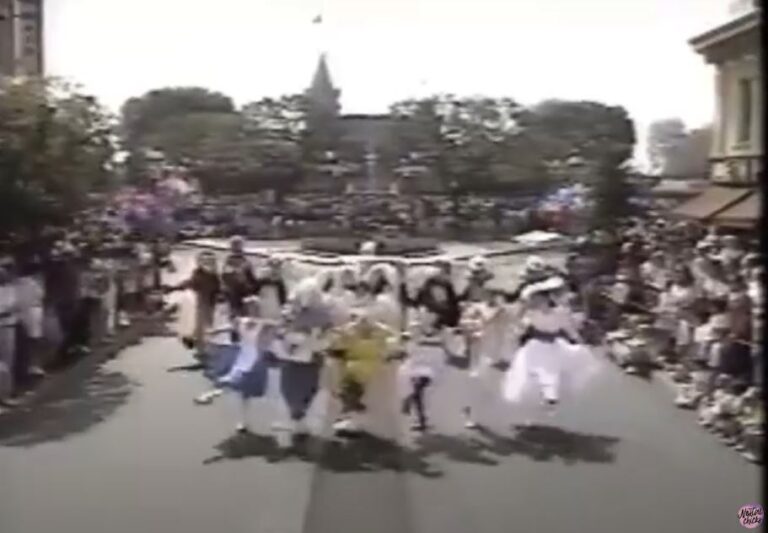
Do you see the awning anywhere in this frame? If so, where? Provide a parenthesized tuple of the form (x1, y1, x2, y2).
(711, 191, 761, 228)
(651, 179, 707, 198)
(672, 186, 752, 220)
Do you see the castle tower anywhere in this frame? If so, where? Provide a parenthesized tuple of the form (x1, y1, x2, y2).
(305, 53, 342, 156)
(306, 53, 340, 117)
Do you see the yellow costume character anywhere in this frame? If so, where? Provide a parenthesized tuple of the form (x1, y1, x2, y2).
(328, 311, 403, 434)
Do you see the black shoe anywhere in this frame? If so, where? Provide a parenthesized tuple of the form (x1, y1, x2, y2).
(181, 336, 195, 350)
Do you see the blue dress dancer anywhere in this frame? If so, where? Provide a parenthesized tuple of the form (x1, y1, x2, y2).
(196, 296, 280, 433)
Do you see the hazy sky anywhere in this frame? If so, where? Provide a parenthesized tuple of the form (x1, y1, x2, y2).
(46, 0, 733, 166)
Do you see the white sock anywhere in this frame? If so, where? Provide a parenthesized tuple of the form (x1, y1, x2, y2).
(238, 397, 250, 427)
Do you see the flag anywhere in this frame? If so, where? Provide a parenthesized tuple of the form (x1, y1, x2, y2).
(312, 14, 322, 24)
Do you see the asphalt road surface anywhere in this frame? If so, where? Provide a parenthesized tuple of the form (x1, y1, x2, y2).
(0, 249, 759, 533)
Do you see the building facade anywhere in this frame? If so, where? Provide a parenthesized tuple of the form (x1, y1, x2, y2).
(0, 0, 44, 77)
(303, 54, 446, 194)
(675, 0, 762, 227)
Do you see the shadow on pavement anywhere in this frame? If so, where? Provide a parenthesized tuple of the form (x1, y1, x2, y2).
(204, 431, 444, 478)
(476, 424, 620, 464)
(0, 367, 135, 448)
(204, 431, 286, 465)
(203, 423, 619, 472)
(410, 432, 500, 467)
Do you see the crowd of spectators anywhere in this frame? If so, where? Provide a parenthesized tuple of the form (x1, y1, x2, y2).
(570, 218, 763, 463)
(0, 214, 174, 413)
(176, 193, 549, 240)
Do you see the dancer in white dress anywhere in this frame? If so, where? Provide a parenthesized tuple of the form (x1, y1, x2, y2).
(501, 274, 599, 425)
(364, 263, 404, 331)
(459, 288, 512, 428)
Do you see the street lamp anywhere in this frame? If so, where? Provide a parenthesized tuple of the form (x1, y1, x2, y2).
(449, 179, 460, 218)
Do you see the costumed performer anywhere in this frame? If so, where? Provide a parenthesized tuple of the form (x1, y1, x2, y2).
(251, 256, 287, 321)
(221, 236, 257, 320)
(167, 250, 221, 362)
(193, 296, 280, 433)
(501, 272, 600, 427)
(273, 274, 335, 436)
(327, 308, 404, 434)
(398, 259, 463, 359)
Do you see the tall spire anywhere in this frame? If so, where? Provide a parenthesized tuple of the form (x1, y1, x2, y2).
(309, 54, 336, 98)
(306, 53, 340, 115)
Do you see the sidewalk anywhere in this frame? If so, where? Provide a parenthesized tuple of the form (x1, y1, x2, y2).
(0, 312, 174, 420)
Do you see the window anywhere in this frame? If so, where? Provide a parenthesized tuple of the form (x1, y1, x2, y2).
(737, 78, 753, 144)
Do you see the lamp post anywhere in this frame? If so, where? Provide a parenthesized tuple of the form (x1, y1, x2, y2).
(449, 179, 460, 218)
(364, 146, 379, 191)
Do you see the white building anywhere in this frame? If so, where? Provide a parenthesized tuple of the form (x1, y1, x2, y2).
(675, 0, 761, 229)
(0, 0, 44, 77)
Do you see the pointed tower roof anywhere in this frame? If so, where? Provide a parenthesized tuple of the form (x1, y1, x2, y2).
(306, 53, 340, 115)
(310, 53, 335, 94)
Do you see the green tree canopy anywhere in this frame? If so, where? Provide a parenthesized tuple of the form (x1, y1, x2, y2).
(120, 87, 237, 182)
(391, 95, 558, 192)
(0, 77, 114, 234)
(516, 99, 636, 170)
(189, 95, 307, 195)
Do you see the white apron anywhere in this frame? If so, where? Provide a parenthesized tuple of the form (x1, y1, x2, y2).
(502, 305, 598, 404)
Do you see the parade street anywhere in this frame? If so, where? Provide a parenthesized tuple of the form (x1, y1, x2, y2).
(0, 250, 759, 533)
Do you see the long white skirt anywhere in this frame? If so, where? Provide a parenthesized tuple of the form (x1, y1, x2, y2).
(502, 338, 599, 404)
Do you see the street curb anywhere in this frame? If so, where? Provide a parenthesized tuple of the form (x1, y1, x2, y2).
(180, 239, 572, 264)
(0, 315, 167, 420)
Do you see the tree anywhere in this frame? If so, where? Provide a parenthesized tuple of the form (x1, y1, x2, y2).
(516, 100, 636, 173)
(242, 94, 308, 145)
(0, 77, 114, 234)
(188, 95, 307, 196)
(119, 87, 236, 182)
(390, 95, 536, 191)
(590, 157, 635, 231)
(143, 112, 242, 165)
(513, 100, 636, 228)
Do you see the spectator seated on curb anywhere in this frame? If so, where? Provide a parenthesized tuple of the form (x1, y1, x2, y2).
(668, 301, 697, 370)
(675, 358, 710, 409)
(735, 387, 763, 463)
(712, 377, 744, 446)
(668, 362, 689, 384)
(698, 374, 739, 432)
(606, 317, 653, 375)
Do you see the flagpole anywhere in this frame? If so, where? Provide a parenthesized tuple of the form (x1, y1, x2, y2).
(313, 1, 326, 56)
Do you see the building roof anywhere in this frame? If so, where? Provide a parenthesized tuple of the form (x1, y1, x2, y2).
(672, 185, 752, 220)
(711, 190, 760, 228)
(689, 9, 761, 53)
